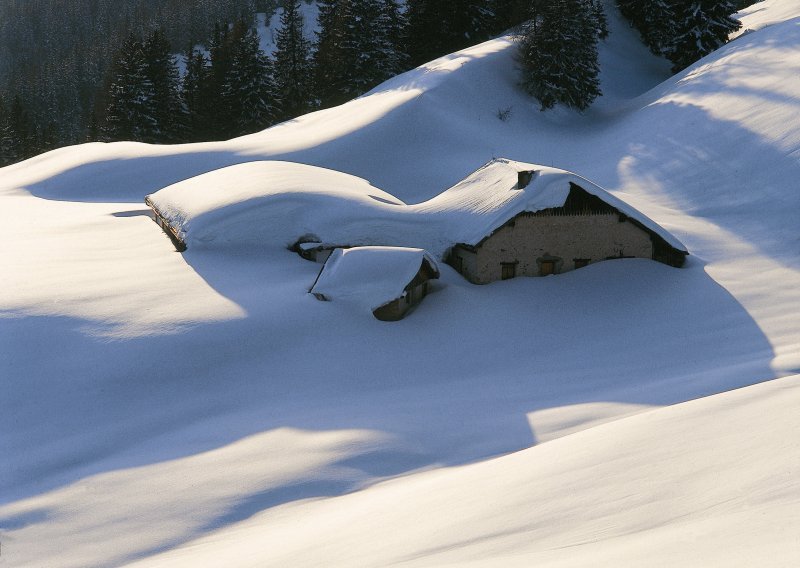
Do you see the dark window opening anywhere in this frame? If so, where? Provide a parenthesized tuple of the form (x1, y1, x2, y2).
(574, 258, 590, 269)
(501, 262, 516, 280)
(561, 184, 616, 214)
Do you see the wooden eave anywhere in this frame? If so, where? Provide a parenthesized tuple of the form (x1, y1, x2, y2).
(145, 196, 187, 252)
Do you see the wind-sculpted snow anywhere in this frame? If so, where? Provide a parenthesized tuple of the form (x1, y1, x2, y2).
(1, 1, 799, 567)
(147, 159, 686, 255)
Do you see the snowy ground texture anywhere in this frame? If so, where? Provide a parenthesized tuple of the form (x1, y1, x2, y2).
(2, 1, 800, 566)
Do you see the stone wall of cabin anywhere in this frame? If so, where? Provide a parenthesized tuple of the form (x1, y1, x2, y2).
(454, 212, 653, 284)
(373, 280, 431, 321)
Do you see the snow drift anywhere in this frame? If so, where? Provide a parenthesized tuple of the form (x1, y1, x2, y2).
(146, 158, 686, 257)
(309, 246, 439, 314)
(1, 1, 799, 567)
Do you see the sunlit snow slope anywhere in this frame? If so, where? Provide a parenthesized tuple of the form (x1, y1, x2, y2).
(1, 1, 799, 567)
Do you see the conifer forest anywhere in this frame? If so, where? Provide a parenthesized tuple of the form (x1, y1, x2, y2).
(0, 0, 748, 167)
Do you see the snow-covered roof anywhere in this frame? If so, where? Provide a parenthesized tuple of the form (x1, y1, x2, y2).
(144, 161, 407, 249)
(418, 158, 688, 252)
(146, 159, 687, 256)
(309, 247, 439, 313)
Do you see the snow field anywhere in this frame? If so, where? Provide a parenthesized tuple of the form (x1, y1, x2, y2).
(1, 1, 799, 566)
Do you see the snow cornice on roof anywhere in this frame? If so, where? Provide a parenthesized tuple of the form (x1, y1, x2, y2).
(433, 158, 688, 254)
(144, 159, 687, 259)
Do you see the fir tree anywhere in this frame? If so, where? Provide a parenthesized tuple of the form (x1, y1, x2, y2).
(182, 47, 213, 141)
(405, 0, 439, 67)
(207, 23, 235, 135)
(0, 93, 40, 165)
(615, 0, 643, 28)
(313, 0, 350, 107)
(617, 0, 740, 70)
(490, 0, 531, 34)
(376, 0, 409, 80)
(0, 95, 16, 166)
(406, 0, 476, 66)
(338, 0, 407, 98)
(314, 0, 406, 108)
(637, 0, 673, 55)
(102, 34, 156, 141)
(142, 29, 182, 142)
(406, 0, 494, 67)
(518, 0, 601, 111)
(591, 0, 609, 40)
(665, 0, 741, 72)
(222, 19, 276, 136)
(273, 0, 314, 121)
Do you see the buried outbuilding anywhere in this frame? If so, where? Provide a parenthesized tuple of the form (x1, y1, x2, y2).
(310, 246, 439, 321)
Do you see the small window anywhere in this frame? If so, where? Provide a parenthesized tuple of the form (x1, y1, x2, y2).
(501, 262, 516, 280)
(539, 260, 555, 276)
(574, 258, 590, 269)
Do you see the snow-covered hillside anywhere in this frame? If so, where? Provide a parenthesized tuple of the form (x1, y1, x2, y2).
(1, 1, 799, 566)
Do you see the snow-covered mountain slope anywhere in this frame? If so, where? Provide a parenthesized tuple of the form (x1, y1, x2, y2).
(1, 1, 799, 567)
(123, 373, 800, 567)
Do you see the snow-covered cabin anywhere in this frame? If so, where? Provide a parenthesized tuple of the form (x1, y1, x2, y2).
(143, 161, 407, 252)
(143, 160, 687, 286)
(309, 247, 439, 321)
(440, 159, 688, 284)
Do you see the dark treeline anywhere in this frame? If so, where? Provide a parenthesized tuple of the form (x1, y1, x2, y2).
(0, 0, 267, 145)
(0, 0, 528, 164)
(0, 0, 754, 166)
(517, 0, 745, 112)
(616, 0, 741, 73)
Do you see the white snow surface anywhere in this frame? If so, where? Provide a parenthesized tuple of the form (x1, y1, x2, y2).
(2, 1, 800, 566)
(309, 246, 438, 313)
(148, 158, 686, 255)
(145, 160, 406, 248)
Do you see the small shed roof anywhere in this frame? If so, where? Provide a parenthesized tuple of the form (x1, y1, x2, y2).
(310, 247, 439, 313)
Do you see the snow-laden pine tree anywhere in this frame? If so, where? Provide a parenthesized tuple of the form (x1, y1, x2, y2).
(207, 22, 235, 135)
(9, 96, 36, 159)
(273, 0, 314, 121)
(0, 95, 16, 166)
(637, 0, 672, 55)
(223, 19, 276, 136)
(340, 0, 407, 97)
(314, 0, 407, 108)
(490, 0, 531, 34)
(591, 0, 609, 40)
(617, 0, 741, 71)
(665, 0, 741, 72)
(518, 0, 601, 111)
(615, 0, 672, 55)
(142, 30, 182, 143)
(313, 0, 349, 107)
(103, 35, 156, 141)
(182, 48, 213, 142)
(406, 0, 494, 67)
(405, 0, 440, 66)
(377, 0, 409, 79)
